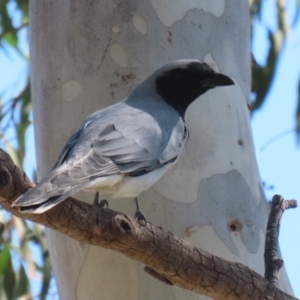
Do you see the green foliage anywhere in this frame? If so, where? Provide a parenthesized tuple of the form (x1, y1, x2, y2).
(0, 81, 31, 169)
(250, 0, 300, 140)
(0, 0, 54, 298)
(0, 211, 53, 299)
(16, 82, 31, 167)
(0, 0, 30, 169)
(0, 0, 28, 56)
(252, 30, 278, 111)
(0, 246, 31, 300)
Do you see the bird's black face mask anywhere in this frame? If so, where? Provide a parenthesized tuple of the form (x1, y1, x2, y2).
(155, 62, 234, 118)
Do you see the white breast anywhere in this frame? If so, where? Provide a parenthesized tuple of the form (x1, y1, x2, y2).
(83, 164, 172, 199)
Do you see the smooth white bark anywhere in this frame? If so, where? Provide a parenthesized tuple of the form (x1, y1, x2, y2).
(30, 0, 293, 299)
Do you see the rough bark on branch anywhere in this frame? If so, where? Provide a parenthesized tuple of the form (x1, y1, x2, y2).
(264, 195, 297, 286)
(0, 148, 297, 300)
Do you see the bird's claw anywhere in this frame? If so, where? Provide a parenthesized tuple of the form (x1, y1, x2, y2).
(93, 192, 109, 208)
(134, 210, 147, 224)
(134, 197, 146, 224)
(98, 199, 109, 209)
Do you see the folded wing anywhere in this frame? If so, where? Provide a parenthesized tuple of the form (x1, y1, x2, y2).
(13, 118, 186, 213)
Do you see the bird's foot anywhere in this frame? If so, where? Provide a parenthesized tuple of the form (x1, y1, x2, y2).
(134, 210, 147, 223)
(98, 199, 109, 209)
(93, 192, 109, 209)
(134, 197, 146, 224)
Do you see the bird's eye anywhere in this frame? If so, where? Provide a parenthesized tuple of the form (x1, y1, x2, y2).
(177, 72, 188, 82)
(176, 71, 196, 84)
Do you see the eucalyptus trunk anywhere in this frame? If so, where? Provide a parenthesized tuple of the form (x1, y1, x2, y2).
(30, 0, 293, 299)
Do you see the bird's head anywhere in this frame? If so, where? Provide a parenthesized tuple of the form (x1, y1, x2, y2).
(154, 59, 234, 118)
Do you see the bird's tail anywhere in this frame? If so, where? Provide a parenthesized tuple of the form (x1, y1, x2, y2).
(12, 166, 89, 214)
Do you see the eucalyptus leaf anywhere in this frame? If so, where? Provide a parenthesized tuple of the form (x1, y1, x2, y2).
(13, 264, 30, 299)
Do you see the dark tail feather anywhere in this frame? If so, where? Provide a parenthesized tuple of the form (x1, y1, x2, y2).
(14, 182, 88, 214)
(19, 195, 64, 213)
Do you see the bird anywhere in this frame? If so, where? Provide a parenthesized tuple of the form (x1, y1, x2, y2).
(13, 59, 234, 215)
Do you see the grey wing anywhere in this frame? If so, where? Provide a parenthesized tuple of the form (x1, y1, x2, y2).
(159, 120, 188, 165)
(13, 119, 187, 212)
(124, 120, 188, 176)
(61, 122, 164, 182)
(13, 121, 164, 210)
(52, 120, 93, 170)
(54, 119, 188, 183)
(40, 122, 162, 190)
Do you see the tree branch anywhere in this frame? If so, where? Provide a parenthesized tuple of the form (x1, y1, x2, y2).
(264, 195, 297, 286)
(0, 148, 297, 300)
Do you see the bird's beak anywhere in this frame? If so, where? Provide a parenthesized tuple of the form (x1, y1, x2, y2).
(201, 73, 234, 87)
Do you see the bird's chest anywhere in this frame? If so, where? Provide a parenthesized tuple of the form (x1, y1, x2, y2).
(111, 165, 172, 198)
(83, 164, 172, 198)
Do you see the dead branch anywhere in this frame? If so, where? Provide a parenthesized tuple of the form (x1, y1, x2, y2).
(264, 195, 297, 286)
(0, 148, 297, 300)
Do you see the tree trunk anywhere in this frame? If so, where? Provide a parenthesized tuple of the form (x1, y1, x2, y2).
(29, 0, 293, 299)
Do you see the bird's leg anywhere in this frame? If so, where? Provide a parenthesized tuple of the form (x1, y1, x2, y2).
(93, 192, 100, 205)
(134, 197, 146, 223)
(93, 192, 108, 208)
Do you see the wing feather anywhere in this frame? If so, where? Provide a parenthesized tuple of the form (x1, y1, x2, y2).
(13, 115, 188, 210)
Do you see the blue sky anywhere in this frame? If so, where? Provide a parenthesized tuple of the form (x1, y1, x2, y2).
(1, 2, 300, 298)
(252, 1, 300, 296)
